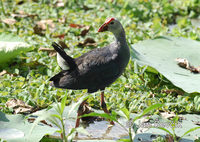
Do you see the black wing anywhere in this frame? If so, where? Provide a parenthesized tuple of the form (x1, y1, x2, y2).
(74, 44, 120, 90)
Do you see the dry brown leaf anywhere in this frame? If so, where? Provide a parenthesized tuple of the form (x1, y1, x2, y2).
(28, 118, 53, 127)
(161, 89, 184, 95)
(53, 34, 65, 39)
(175, 58, 190, 69)
(160, 112, 176, 119)
(189, 66, 200, 73)
(11, 10, 37, 18)
(2, 18, 16, 25)
(82, 5, 93, 11)
(69, 23, 90, 36)
(80, 26, 90, 37)
(175, 58, 200, 73)
(69, 23, 85, 28)
(58, 41, 69, 49)
(49, 52, 57, 57)
(56, 0, 65, 7)
(79, 103, 102, 122)
(38, 47, 55, 52)
(6, 99, 34, 114)
(28, 118, 35, 123)
(0, 70, 17, 77)
(40, 120, 53, 127)
(39, 41, 68, 57)
(14, 107, 33, 114)
(58, 17, 66, 23)
(11, 10, 26, 18)
(37, 19, 55, 30)
(34, 19, 55, 36)
(77, 37, 96, 47)
(38, 47, 56, 57)
(84, 38, 95, 44)
(33, 25, 45, 36)
(0, 70, 7, 76)
(11, 14, 25, 18)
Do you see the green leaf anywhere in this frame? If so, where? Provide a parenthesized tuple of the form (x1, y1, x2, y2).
(0, 111, 56, 142)
(133, 104, 163, 122)
(51, 114, 62, 120)
(179, 127, 200, 141)
(66, 128, 76, 139)
(28, 110, 54, 137)
(117, 139, 131, 142)
(152, 127, 174, 137)
(0, 33, 31, 64)
(118, 108, 130, 120)
(131, 36, 200, 93)
(48, 116, 62, 129)
(60, 94, 67, 115)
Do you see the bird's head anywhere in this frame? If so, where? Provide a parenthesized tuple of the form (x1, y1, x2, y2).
(98, 18, 123, 34)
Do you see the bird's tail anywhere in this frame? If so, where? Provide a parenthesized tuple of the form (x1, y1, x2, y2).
(52, 42, 77, 70)
(52, 42, 64, 52)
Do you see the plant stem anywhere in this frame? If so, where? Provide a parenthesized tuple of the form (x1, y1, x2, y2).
(61, 117, 67, 142)
(0, 0, 6, 15)
(129, 125, 133, 142)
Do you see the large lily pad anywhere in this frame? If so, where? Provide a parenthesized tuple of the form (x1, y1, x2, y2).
(0, 33, 31, 65)
(131, 36, 200, 93)
(0, 111, 56, 142)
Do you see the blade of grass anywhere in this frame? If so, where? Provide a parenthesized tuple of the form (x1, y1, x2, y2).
(133, 103, 164, 122)
(61, 94, 68, 115)
(120, 108, 130, 120)
(178, 127, 200, 141)
(152, 127, 174, 137)
(0, 0, 6, 15)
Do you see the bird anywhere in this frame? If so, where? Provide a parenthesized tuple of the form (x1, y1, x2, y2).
(50, 17, 130, 128)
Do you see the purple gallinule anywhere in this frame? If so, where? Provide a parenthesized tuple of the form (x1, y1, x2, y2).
(50, 18, 130, 127)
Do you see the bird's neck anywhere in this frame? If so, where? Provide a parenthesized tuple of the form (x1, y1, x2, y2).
(113, 29, 127, 45)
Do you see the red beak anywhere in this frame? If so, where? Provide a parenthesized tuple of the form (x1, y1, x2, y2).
(98, 18, 115, 32)
(98, 23, 108, 32)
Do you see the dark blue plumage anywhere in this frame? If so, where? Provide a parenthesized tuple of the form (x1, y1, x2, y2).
(50, 18, 130, 127)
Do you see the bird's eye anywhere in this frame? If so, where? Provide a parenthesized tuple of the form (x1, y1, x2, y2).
(110, 21, 114, 25)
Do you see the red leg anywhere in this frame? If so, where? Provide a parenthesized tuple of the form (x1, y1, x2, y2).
(75, 99, 87, 128)
(100, 92, 114, 125)
(75, 114, 81, 128)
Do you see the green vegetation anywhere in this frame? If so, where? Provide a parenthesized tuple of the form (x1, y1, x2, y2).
(0, 0, 200, 141)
